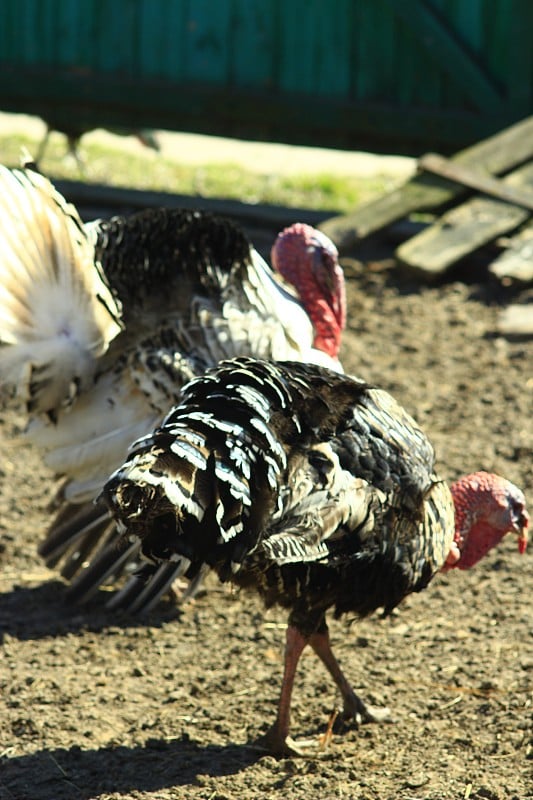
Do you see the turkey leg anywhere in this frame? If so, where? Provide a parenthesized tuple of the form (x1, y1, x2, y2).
(309, 626, 391, 724)
(257, 624, 321, 756)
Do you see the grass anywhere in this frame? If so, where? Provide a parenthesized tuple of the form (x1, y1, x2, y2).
(0, 130, 399, 214)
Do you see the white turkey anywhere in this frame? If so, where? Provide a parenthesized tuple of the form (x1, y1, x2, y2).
(101, 356, 529, 756)
(0, 163, 346, 606)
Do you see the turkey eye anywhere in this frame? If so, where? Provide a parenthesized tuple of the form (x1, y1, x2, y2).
(514, 506, 528, 528)
(506, 495, 527, 529)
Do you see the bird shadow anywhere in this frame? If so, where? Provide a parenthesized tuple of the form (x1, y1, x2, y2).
(0, 736, 264, 800)
(0, 581, 181, 642)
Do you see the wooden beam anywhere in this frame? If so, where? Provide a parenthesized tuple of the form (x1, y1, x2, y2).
(320, 115, 533, 249)
(53, 179, 331, 230)
(489, 223, 533, 283)
(418, 152, 533, 211)
(396, 161, 533, 277)
(0, 67, 519, 155)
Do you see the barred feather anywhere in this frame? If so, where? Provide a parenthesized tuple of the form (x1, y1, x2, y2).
(0, 166, 346, 604)
(101, 358, 528, 754)
(102, 358, 456, 615)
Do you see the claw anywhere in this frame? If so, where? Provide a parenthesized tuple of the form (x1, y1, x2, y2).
(254, 727, 326, 758)
(340, 691, 392, 727)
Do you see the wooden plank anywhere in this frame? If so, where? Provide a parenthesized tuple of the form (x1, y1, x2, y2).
(396, 161, 533, 277)
(489, 224, 533, 283)
(53, 179, 331, 231)
(383, 0, 502, 111)
(353, 0, 397, 100)
(312, 0, 354, 96)
(319, 115, 533, 249)
(419, 153, 533, 211)
(277, 0, 353, 96)
(393, 1, 442, 108)
(497, 305, 533, 337)
(137, 0, 183, 79)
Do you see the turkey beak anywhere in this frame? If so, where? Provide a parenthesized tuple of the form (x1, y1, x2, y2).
(518, 511, 529, 555)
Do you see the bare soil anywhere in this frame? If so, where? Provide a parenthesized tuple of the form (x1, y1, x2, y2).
(0, 250, 531, 800)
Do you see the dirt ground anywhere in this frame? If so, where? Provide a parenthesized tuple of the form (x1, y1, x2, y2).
(0, 237, 531, 800)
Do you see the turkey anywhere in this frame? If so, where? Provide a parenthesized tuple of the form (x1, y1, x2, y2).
(0, 163, 346, 606)
(35, 119, 160, 169)
(101, 357, 529, 756)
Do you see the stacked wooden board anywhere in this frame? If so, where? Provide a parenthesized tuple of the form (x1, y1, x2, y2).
(320, 115, 533, 335)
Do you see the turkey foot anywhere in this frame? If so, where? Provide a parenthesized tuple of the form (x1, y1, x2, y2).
(254, 725, 326, 758)
(338, 688, 391, 726)
(257, 705, 340, 757)
(309, 629, 391, 727)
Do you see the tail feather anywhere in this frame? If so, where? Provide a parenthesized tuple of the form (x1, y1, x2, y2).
(179, 563, 211, 603)
(58, 519, 118, 582)
(104, 565, 154, 612)
(33, 411, 162, 503)
(65, 539, 141, 605)
(0, 165, 122, 414)
(41, 497, 199, 608)
(38, 500, 110, 566)
(41, 496, 206, 610)
(106, 560, 192, 614)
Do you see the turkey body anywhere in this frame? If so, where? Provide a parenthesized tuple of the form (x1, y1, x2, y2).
(35, 120, 160, 169)
(0, 164, 345, 604)
(102, 357, 528, 754)
(103, 357, 454, 619)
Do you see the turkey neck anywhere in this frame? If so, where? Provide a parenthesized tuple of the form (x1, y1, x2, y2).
(287, 266, 343, 359)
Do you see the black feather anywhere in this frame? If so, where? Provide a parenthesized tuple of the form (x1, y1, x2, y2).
(102, 357, 453, 618)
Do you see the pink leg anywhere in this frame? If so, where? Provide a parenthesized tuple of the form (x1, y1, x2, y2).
(257, 625, 311, 756)
(309, 630, 391, 724)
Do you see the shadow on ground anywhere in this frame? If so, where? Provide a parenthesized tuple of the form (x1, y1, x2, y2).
(0, 737, 264, 800)
(0, 581, 180, 642)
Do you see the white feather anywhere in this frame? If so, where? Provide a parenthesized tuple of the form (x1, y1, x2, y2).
(0, 165, 122, 411)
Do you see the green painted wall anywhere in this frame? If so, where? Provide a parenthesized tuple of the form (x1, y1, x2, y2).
(0, 0, 532, 153)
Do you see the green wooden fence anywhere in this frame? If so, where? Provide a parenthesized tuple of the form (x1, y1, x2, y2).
(0, 0, 532, 154)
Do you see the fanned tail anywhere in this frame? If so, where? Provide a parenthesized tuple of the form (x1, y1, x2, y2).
(38, 499, 112, 567)
(39, 497, 206, 609)
(39, 498, 142, 603)
(0, 164, 122, 415)
(66, 538, 142, 605)
(104, 559, 209, 614)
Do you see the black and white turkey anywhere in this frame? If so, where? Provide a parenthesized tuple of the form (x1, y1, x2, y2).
(101, 357, 529, 755)
(0, 163, 346, 606)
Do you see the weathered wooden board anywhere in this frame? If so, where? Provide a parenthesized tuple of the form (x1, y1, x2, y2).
(320, 115, 533, 250)
(395, 161, 533, 277)
(489, 224, 533, 283)
(54, 179, 330, 230)
(497, 304, 533, 337)
(418, 153, 533, 211)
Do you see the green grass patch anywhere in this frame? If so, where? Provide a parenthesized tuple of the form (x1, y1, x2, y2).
(0, 131, 396, 213)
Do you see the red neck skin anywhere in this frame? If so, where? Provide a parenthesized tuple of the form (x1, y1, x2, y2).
(451, 518, 509, 570)
(443, 473, 528, 571)
(271, 224, 345, 360)
(307, 296, 343, 359)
